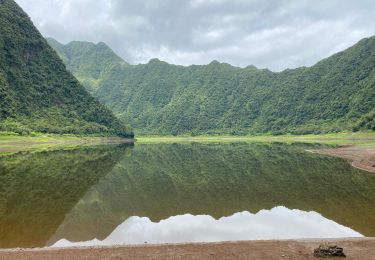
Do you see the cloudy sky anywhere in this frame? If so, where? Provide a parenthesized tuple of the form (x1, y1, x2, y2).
(15, 0, 375, 71)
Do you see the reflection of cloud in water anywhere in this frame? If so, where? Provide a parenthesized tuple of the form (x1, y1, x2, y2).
(52, 206, 362, 247)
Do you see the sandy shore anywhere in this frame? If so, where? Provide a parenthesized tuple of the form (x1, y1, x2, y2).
(310, 145, 375, 173)
(0, 238, 374, 259)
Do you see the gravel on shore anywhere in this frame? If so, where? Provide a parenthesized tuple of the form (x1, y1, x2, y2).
(0, 238, 374, 260)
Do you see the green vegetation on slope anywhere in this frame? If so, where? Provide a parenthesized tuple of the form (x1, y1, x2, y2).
(49, 37, 375, 136)
(47, 38, 129, 94)
(0, 0, 133, 137)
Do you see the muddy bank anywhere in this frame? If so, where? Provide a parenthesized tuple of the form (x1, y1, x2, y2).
(0, 238, 374, 259)
(310, 145, 375, 173)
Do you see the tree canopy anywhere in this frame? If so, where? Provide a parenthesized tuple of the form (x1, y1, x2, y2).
(0, 0, 133, 137)
(49, 36, 375, 135)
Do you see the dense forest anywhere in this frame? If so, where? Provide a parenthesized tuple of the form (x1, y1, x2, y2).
(0, 0, 133, 137)
(49, 37, 375, 135)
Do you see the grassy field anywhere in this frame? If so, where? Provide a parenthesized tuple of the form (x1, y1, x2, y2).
(137, 132, 375, 146)
(0, 131, 374, 155)
(0, 132, 133, 155)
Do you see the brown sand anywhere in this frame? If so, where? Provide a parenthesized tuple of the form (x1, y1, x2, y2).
(0, 238, 374, 260)
(310, 145, 375, 173)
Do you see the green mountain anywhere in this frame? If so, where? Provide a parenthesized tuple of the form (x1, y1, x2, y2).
(47, 38, 129, 94)
(48, 37, 375, 136)
(0, 0, 133, 137)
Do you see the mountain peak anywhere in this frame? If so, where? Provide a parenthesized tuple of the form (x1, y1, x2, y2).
(96, 41, 111, 49)
(0, 0, 132, 137)
(149, 58, 162, 63)
(209, 60, 221, 65)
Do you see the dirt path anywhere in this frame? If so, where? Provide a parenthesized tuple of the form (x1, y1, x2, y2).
(310, 145, 375, 173)
(0, 238, 374, 259)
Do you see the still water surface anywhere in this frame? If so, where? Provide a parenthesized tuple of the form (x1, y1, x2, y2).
(0, 142, 374, 248)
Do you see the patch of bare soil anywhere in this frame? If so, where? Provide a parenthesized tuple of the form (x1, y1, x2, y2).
(310, 146, 375, 173)
(0, 238, 374, 260)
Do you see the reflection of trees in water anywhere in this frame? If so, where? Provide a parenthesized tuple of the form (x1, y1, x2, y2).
(52, 143, 375, 244)
(0, 144, 132, 248)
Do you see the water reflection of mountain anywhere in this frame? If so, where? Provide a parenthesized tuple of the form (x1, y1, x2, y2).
(0, 145, 133, 248)
(52, 207, 362, 247)
(49, 143, 375, 244)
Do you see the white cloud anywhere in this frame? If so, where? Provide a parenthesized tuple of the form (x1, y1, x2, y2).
(15, 0, 375, 71)
(52, 206, 362, 247)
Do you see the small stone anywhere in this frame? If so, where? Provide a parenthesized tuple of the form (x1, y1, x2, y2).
(314, 244, 346, 258)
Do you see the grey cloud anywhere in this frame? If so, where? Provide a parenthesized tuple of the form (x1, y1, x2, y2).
(15, 0, 375, 71)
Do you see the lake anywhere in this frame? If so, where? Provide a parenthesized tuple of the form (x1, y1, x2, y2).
(0, 142, 374, 249)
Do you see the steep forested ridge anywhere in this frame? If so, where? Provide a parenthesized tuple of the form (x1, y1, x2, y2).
(47, 38, 129, 94)
(0, 0, 133, 137)
(48, 36, 375, 135)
